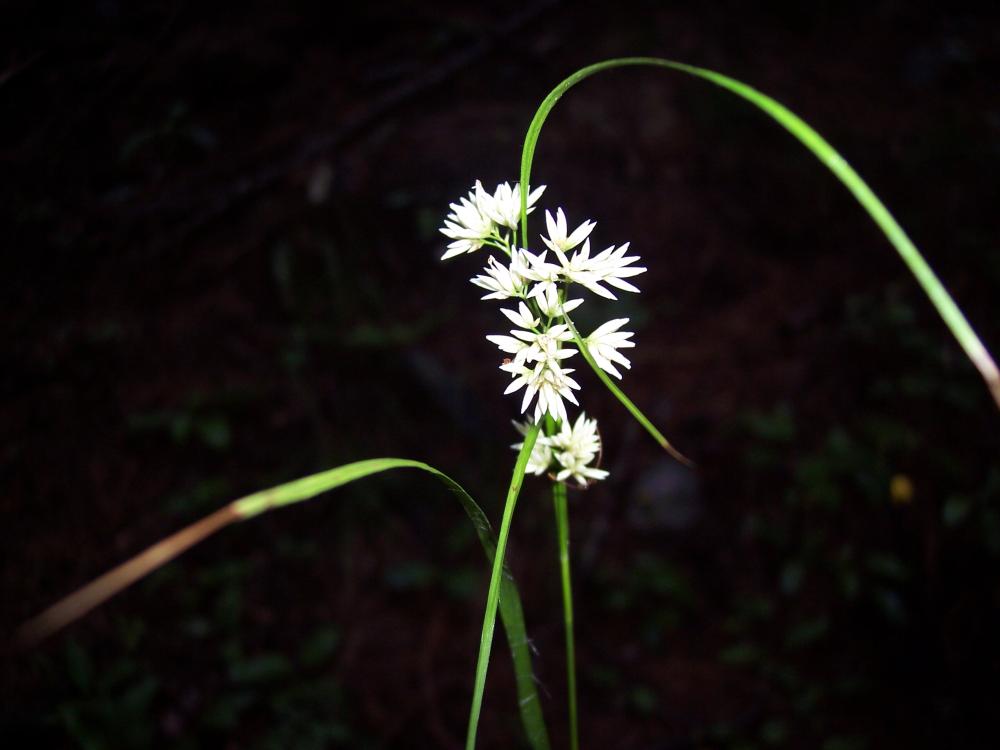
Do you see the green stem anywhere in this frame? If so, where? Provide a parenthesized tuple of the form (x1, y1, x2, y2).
(552, 480, 579, 750)
(519, 57, 1000, 411)
(563, 313, 693, 467)
(466, 423, 541, 750)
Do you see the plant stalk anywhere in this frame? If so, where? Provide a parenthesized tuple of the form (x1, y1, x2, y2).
(552, 480, 580, 750)
(466, 423, 540, 750)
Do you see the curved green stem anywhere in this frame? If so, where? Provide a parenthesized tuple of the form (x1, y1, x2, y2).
(552, 480, 579, 750)
(519, 57, 1000, 411)
(563, 313, 693, 467)
(466, 423, 541, 750)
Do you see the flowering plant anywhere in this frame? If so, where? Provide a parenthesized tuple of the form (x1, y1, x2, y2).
(18, 56, 997, 750)
(438, 170, 695, 748)
(442, 180, 644, 476)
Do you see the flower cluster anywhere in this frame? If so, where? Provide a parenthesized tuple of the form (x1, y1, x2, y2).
(441, 180, 646, 486)
(514, 413, 609, 488)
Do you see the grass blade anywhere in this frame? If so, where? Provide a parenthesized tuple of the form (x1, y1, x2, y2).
(466, 423, 542, 750)
(17, 505, 241, 647)
(520, 57, 1000, 411)
(18, 458, 550, 750)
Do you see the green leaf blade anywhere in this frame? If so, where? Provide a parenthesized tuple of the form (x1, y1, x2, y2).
(23, 458, 550, 750)
(519, 57, 999, 416)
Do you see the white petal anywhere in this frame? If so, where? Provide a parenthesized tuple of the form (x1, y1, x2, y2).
(605, 277, 642, 293)
(593, 353, 623, 379)
(527, 184, 546, 206)
(590, 318, 630, 339)
(565, 219, 596, 249)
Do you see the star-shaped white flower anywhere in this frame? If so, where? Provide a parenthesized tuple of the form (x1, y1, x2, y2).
(549, 240, 646, 300)
(581, 242, 646, 298)
(486, 309, 576, 367)
(501, 359, 581, 424)
(542, 208, 596, 254)
(470, 254, 527, 300)
(515, 248, 566, 303)
(481, 182, 546, 230)
(534, 282, 583, 319)
(548, 412, 608, 487)
(499, 301, 540, 330)
(514, 247, 561, 283)
(586, 318, 636, 379)
(439, 181, 495, 260)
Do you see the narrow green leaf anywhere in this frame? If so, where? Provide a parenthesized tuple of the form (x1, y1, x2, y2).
(238, 458, 551, 750)
(520, 57, 1000, 412)
(466, 423, 543, 750)
(23, 459, 550, 750)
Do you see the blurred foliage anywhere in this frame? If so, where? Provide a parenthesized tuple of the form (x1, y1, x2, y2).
(37, 558, 358, 750)
(708, 285, 999, 747)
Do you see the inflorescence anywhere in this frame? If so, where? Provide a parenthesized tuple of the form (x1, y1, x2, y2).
(440, 181, 646, 487)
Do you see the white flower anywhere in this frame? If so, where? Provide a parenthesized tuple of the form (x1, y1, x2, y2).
(524, 325, 577, 364)
(549, 412, 609, 487)
(534, 282, 583, 319)
(501, 359, 581, 423)
(542, 208, 596, 254)
(515, 248, 562, 283)
(581, 242, 646, 298)
(511, 421, 554, 475)
(545, 238, 607, 298)
(470, 254, 527, 300)
(486, 313, 576, 368)
(550, 240, 646, 300)
(481, 182, 546, 230)
(439, 181, 495, 260)
(484, 301, 540, 363)
(486, 333, 533, 364)
(499, 301, 540, 330)
(515, 248, 565, 303)
(531, 365, 581, 424)
(586, 318, 636, 379)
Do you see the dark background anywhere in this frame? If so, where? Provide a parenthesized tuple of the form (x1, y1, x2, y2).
(3, 1, 999, 748)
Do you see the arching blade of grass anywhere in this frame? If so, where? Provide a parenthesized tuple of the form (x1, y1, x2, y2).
(520, 57, 1000, 412)
(18, 458, 551, 750)
(466, 423, 542, 750)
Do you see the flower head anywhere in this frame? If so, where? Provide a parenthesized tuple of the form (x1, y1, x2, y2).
(550, 240, 646, 300)
(548, 412, 608, 487)
(501, 359, 581, 424)
(440, 183, 652, 478)
(534, 283, 583, 319)
(515, 248, 565, 304)
(482, 182, 546, 230)
(470, 254, 528, 300)
(586, 318, 636, 379)
(542, 208, 596, 254)
(439, 182, 495, 260)
(583, 242, 646, 298)
(487, 307, 576, 368)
